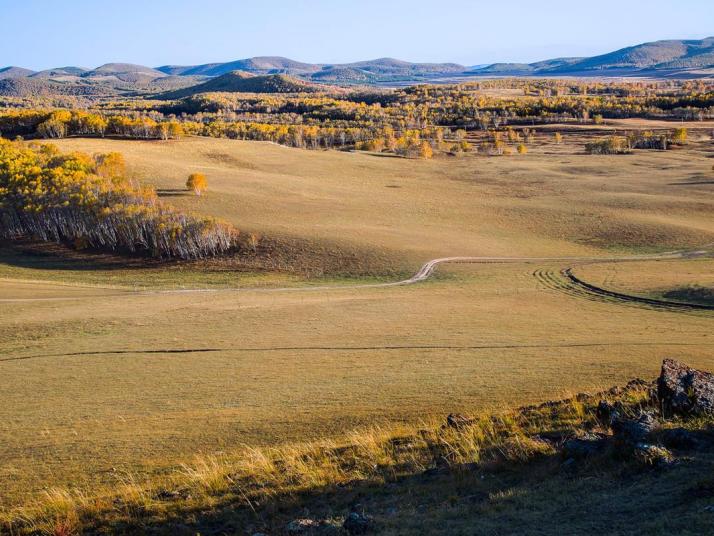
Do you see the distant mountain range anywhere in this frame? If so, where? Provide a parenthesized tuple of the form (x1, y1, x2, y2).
(1, 37, 712, 98)
(474, 37, 714, 75)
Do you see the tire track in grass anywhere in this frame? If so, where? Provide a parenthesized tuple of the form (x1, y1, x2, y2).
(4, 341, 714, 364)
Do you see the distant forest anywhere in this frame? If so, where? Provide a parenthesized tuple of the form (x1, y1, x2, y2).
(0, 78, 712, 159)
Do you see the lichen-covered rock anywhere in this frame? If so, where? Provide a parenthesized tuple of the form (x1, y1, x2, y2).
(286, 518, 320, 534)
(633, 443, 675, 467)
(658, 359, 714, 416)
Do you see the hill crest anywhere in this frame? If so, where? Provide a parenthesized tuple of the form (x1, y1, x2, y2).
(160, 70, 323, 98)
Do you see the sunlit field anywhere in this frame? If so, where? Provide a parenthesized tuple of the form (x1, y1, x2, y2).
(2, 125, 714, 508)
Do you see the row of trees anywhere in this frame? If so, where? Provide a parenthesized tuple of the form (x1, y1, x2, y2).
(0, 110, 185, 140)
(0, 140, 236, 258)
(585, 128, 688, 155)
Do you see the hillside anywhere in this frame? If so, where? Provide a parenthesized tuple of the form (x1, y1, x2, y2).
(475, 37, 714, 76)
(79, 63, 168, 85)
(158, 56, 321, 77)
(0, 77, 115, 97)
(29, 66, 88, 79)
(160, 70, 323, 98)
(83, 62, 166, 78)
(0, 66, 35, 79)
(345, 57, 465, 76)
(471, 57, 583, 75)
(311, 66, 378, 84)
(551, 37, 714, 72)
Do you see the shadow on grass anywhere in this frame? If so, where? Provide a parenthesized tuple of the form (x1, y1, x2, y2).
(667, 180, 714, 186)
(157, 188, 192, 197)
(104, 461, 506, 535)
(100, 442, 714, 536)
(662, 286, 714, 307)
(0, 240, 168, 271)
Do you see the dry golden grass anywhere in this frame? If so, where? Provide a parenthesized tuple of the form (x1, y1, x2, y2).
(574, 258, 714, 295)
(2, 383, 651, 535)
(1, 130, 714, 513)
(51, 130, 714, 262)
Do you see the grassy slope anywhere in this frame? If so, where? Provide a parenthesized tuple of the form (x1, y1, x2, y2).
(574, 258, 714, 303)
(51, 131, 714, 262)
(2, 132, 714, 511)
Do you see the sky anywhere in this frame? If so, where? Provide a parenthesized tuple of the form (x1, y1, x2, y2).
(2, 0, 713, 70)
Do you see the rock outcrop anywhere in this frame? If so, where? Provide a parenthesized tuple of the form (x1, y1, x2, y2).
(658, 359, 714, 416)
(611, 411, 659, 446)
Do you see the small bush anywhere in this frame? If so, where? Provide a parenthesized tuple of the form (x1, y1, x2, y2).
(186, 172, 208, 196)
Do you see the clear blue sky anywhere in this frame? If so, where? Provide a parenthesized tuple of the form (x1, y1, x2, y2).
(2, 0, 712, 70)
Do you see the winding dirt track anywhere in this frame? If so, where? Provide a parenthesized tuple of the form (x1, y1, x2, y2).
(2, 248, 712, 309)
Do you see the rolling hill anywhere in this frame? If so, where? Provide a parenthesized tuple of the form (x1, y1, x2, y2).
(81, 63, 168, 84)
(0, 77, 115, 97)
(471, 37, 714, 76)
(551, 36, 714, 72)
(160, 71, 323, 98)
(157, 56, 321, 77)
(30, 66, 88, 79)
(311, 66, 378, 84)
(158, 56, 466, 83)
(0, 66, 35, 80)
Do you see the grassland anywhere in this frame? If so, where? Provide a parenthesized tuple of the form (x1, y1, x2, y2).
(1, 126, 714, 524)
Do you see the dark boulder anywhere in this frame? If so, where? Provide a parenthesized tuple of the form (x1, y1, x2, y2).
(343, 511, 375, 534)
(658, 359, 714, 416)
(562, 433, 607, 459)
(659, 427, 704, 450)
(612, 411, 658, 446)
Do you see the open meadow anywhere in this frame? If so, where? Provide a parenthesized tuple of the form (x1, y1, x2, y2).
(2, 125, 714, 516)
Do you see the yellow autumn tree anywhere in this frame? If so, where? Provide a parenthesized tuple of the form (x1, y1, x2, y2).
(419, 141, 433, 159)
(95, 152, 126, 181)
(187, 173, 208, 196)
(672, 128, 688, 144)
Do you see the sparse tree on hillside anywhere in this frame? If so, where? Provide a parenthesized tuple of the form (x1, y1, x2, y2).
(672, 127, 688, 144)
(187, 173, 208, 196)
(419, 141, 433, 159)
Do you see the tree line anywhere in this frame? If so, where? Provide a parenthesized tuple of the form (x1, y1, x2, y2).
(0, 79, 711, 159)
(0, 139, 236, 258)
